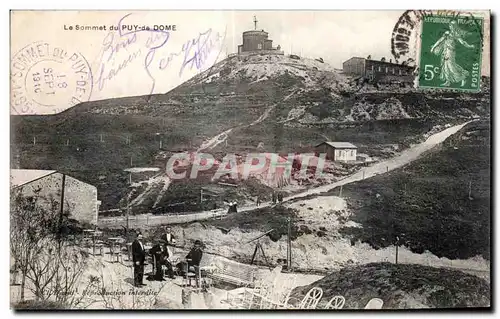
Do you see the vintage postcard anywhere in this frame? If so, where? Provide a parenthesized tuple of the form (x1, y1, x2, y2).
(10, 10, 491, 310)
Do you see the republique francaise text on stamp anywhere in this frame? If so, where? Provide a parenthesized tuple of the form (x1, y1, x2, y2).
(417, 14, 483, 91)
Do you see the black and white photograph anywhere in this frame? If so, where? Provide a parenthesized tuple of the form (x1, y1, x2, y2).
(9, 9, 491, 310)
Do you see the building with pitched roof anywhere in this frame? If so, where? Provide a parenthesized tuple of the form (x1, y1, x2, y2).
(315, 142, 358, 162)
(10, 169, 100, 224)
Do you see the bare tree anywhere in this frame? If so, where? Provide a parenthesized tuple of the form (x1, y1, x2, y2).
(10, 188, 59, 301)
(10, 189, 90, 308)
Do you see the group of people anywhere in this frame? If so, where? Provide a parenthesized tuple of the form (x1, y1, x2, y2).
(271, 192, 283, 205)
(131, 226, 204, 288)
(227, 202, 238, 213)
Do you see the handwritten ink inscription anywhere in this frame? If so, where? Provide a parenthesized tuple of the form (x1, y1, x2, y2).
(93, 13, 227, 95)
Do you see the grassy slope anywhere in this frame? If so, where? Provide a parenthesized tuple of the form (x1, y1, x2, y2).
(337, 120, 490, 260)
(290, 262, 490, 309)
(10, 58, 490, 212)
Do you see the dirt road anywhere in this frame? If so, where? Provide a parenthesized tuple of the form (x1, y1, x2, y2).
(98, 121, 472, 228)
(285, 120, 472, 201)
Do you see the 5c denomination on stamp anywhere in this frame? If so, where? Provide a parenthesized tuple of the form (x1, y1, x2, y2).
(11, 41, 93, 115)
(417, 15, 483, 92)
(418, 15, 483, 92)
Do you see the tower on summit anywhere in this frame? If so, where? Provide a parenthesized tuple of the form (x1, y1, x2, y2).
(237, 16, 284, 55)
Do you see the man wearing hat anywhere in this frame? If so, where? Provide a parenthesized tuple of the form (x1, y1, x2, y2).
(186, 240, 204, 269)
(176, 240, 204, 277)
(132, 233, 147, 287)
(150, 239, 175, 281)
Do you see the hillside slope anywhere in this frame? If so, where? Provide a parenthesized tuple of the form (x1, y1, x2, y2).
(289, 262, 490, 309)
(338, 120, 490, 260)
(10, 54, 490, 212)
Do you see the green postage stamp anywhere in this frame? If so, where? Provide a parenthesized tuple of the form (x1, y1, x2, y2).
(418, 14, 484, 92)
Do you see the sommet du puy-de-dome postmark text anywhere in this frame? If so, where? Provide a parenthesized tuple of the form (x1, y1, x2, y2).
(11, 42, 93, 115)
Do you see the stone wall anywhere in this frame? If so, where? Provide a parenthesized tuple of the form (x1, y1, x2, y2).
(17, 172, 98, 225)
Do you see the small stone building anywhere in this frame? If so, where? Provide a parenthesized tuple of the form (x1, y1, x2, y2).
(315, 142, 358, 162)
(342, 57, 415, 83)
(10, 169, 100, 224)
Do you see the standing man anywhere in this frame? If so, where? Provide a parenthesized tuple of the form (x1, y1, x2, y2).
(132, 233, 146, 287)
(161, 226, 177, 246)
(161, 226, 176, 259)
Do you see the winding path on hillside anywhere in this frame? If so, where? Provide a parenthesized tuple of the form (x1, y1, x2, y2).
(196, 90, 298, 152)
(99, 120, 472, 228)
(285, 121, 472, 201)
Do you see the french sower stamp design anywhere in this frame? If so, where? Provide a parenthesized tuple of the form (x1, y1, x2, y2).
(418, 15, 483, 91)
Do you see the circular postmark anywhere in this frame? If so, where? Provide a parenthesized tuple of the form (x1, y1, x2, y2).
(390, 10, 432, 65)
(391, 10, 485, 66)
(11, 41, 93, 115)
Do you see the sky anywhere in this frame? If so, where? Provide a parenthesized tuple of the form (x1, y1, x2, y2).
(10, 10, 491, 115)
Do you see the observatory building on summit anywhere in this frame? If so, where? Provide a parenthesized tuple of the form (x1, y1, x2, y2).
(238, 16, 284, 55)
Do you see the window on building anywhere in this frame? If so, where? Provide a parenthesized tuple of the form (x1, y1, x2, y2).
(399, 69, 402, 75)
(392, 68, 395, 74)
(351, 150, 355, 157)
(378, 66, 381, 72)
(385, 67, 388, 73)
(257, 43, 262, 50)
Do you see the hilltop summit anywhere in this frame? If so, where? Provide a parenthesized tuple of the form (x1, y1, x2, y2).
(11, 52, 490, 213)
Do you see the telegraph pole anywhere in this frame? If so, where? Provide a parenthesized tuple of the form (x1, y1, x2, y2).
(58, 174, 66, 249)
(339, 185, 343, 197)
(287, 216, 292, 272)
(126, 196, 130, 236)
(126, 172, 132, 235)
(395, 236, 400, 264)
(468, 180, 472, 199)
